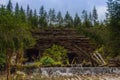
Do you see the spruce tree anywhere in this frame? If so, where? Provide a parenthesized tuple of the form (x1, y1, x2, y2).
(107, 0, 120, 57)
(39, 6, 45, 17)
(26, 5, 30, 22)
(92, 6, 98, 26)
(39, 6, 47, 27)
(33, 9, 38, 28)
(27, 5, 30, 17)
(74, 13, 81, 27)
(48, 9, 56, 26)
(0, 5, 5, 16)
(7, 0, 12, 12)
(15, 3, 19, 18)
(51, 9, 56, 23)
(64, 11, 73, 27)
(20, 6, 26, 23)
(48, 9, 52, 24)
(56, 11, 63, 27)
(89, 12, 93, 27)
(82, 10, 91, 27)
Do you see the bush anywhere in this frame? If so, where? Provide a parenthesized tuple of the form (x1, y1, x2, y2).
(0, 52, 6, 68)
(44, 44, 68, 64)
(40, 56, 55, 66)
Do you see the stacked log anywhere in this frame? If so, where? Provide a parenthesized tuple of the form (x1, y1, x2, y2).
(28, 28, 96, 66)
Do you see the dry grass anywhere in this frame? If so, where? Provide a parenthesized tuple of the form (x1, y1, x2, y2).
(0, 74, 120, 80)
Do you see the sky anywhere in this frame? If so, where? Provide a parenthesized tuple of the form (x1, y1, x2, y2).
(0, 0, 108, 20)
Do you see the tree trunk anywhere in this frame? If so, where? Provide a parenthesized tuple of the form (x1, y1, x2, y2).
(6, 48, 12, 80)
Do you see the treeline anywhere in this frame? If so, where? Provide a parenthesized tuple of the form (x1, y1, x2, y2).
(0, 0, 101, 29)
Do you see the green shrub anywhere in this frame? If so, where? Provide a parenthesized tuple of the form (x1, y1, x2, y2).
(40, 56, 55, 66)
(44, 44, 68, 64)
(54, 61, 62, 66)
(0, 52, 6, 68)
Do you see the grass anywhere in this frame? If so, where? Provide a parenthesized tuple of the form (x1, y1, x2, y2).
(0, 74, 120, 80)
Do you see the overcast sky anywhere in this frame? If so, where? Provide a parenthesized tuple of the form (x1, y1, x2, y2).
(0, 0, 107, 20)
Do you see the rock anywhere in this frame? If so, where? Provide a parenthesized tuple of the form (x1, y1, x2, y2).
(52, 70, 73, 76)
(41, 71, 49, 77)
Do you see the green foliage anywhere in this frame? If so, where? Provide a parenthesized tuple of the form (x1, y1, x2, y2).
(33, 9, 38, 28)
(1, 0, 102, 29)
(40, 56, 55, 66)
(107, 0, 120, 57)
(0, 1, 36, 69)
(39, 6, 47, 27)
(15, 3, 19, 18)
(64, 11, 73, 27)
(82, 10, 92, 27)
(0, 2, 35, 47)
(7, 0, 12, 12)
(92, 6, 98, 26)
(78, 25, 109, 46)
(39, 44, 68, 66)
(48, 9, 56, 25)
(0, 52, 6, 67)
(44, 44, 68, 64)
(57, 11, 63, 27)
(1, 0, 101, 29)
(74, 13, 81, 27)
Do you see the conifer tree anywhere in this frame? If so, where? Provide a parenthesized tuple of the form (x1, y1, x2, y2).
(92, 6, 98, 26)
(26, 5, 30, 22)
(7, 0, 12, 12)
(89, 12, 93, 26)
(20, 6, 26, 22)
(74, 13, 81, 27)
(27, 5, 30, 17)
(48, 8, 56, 26)
(82, 10, 91, 27)
(107, 0, 120, 57)
(64, 11, 73, 27)
(56, 11, 63, 27)
(15, 3, 19, 17)
(39, 6, 47, 27)
(33, 9, 38, 28)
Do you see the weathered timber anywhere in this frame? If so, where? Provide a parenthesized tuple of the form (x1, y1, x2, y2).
(25, 28, 96, 66)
